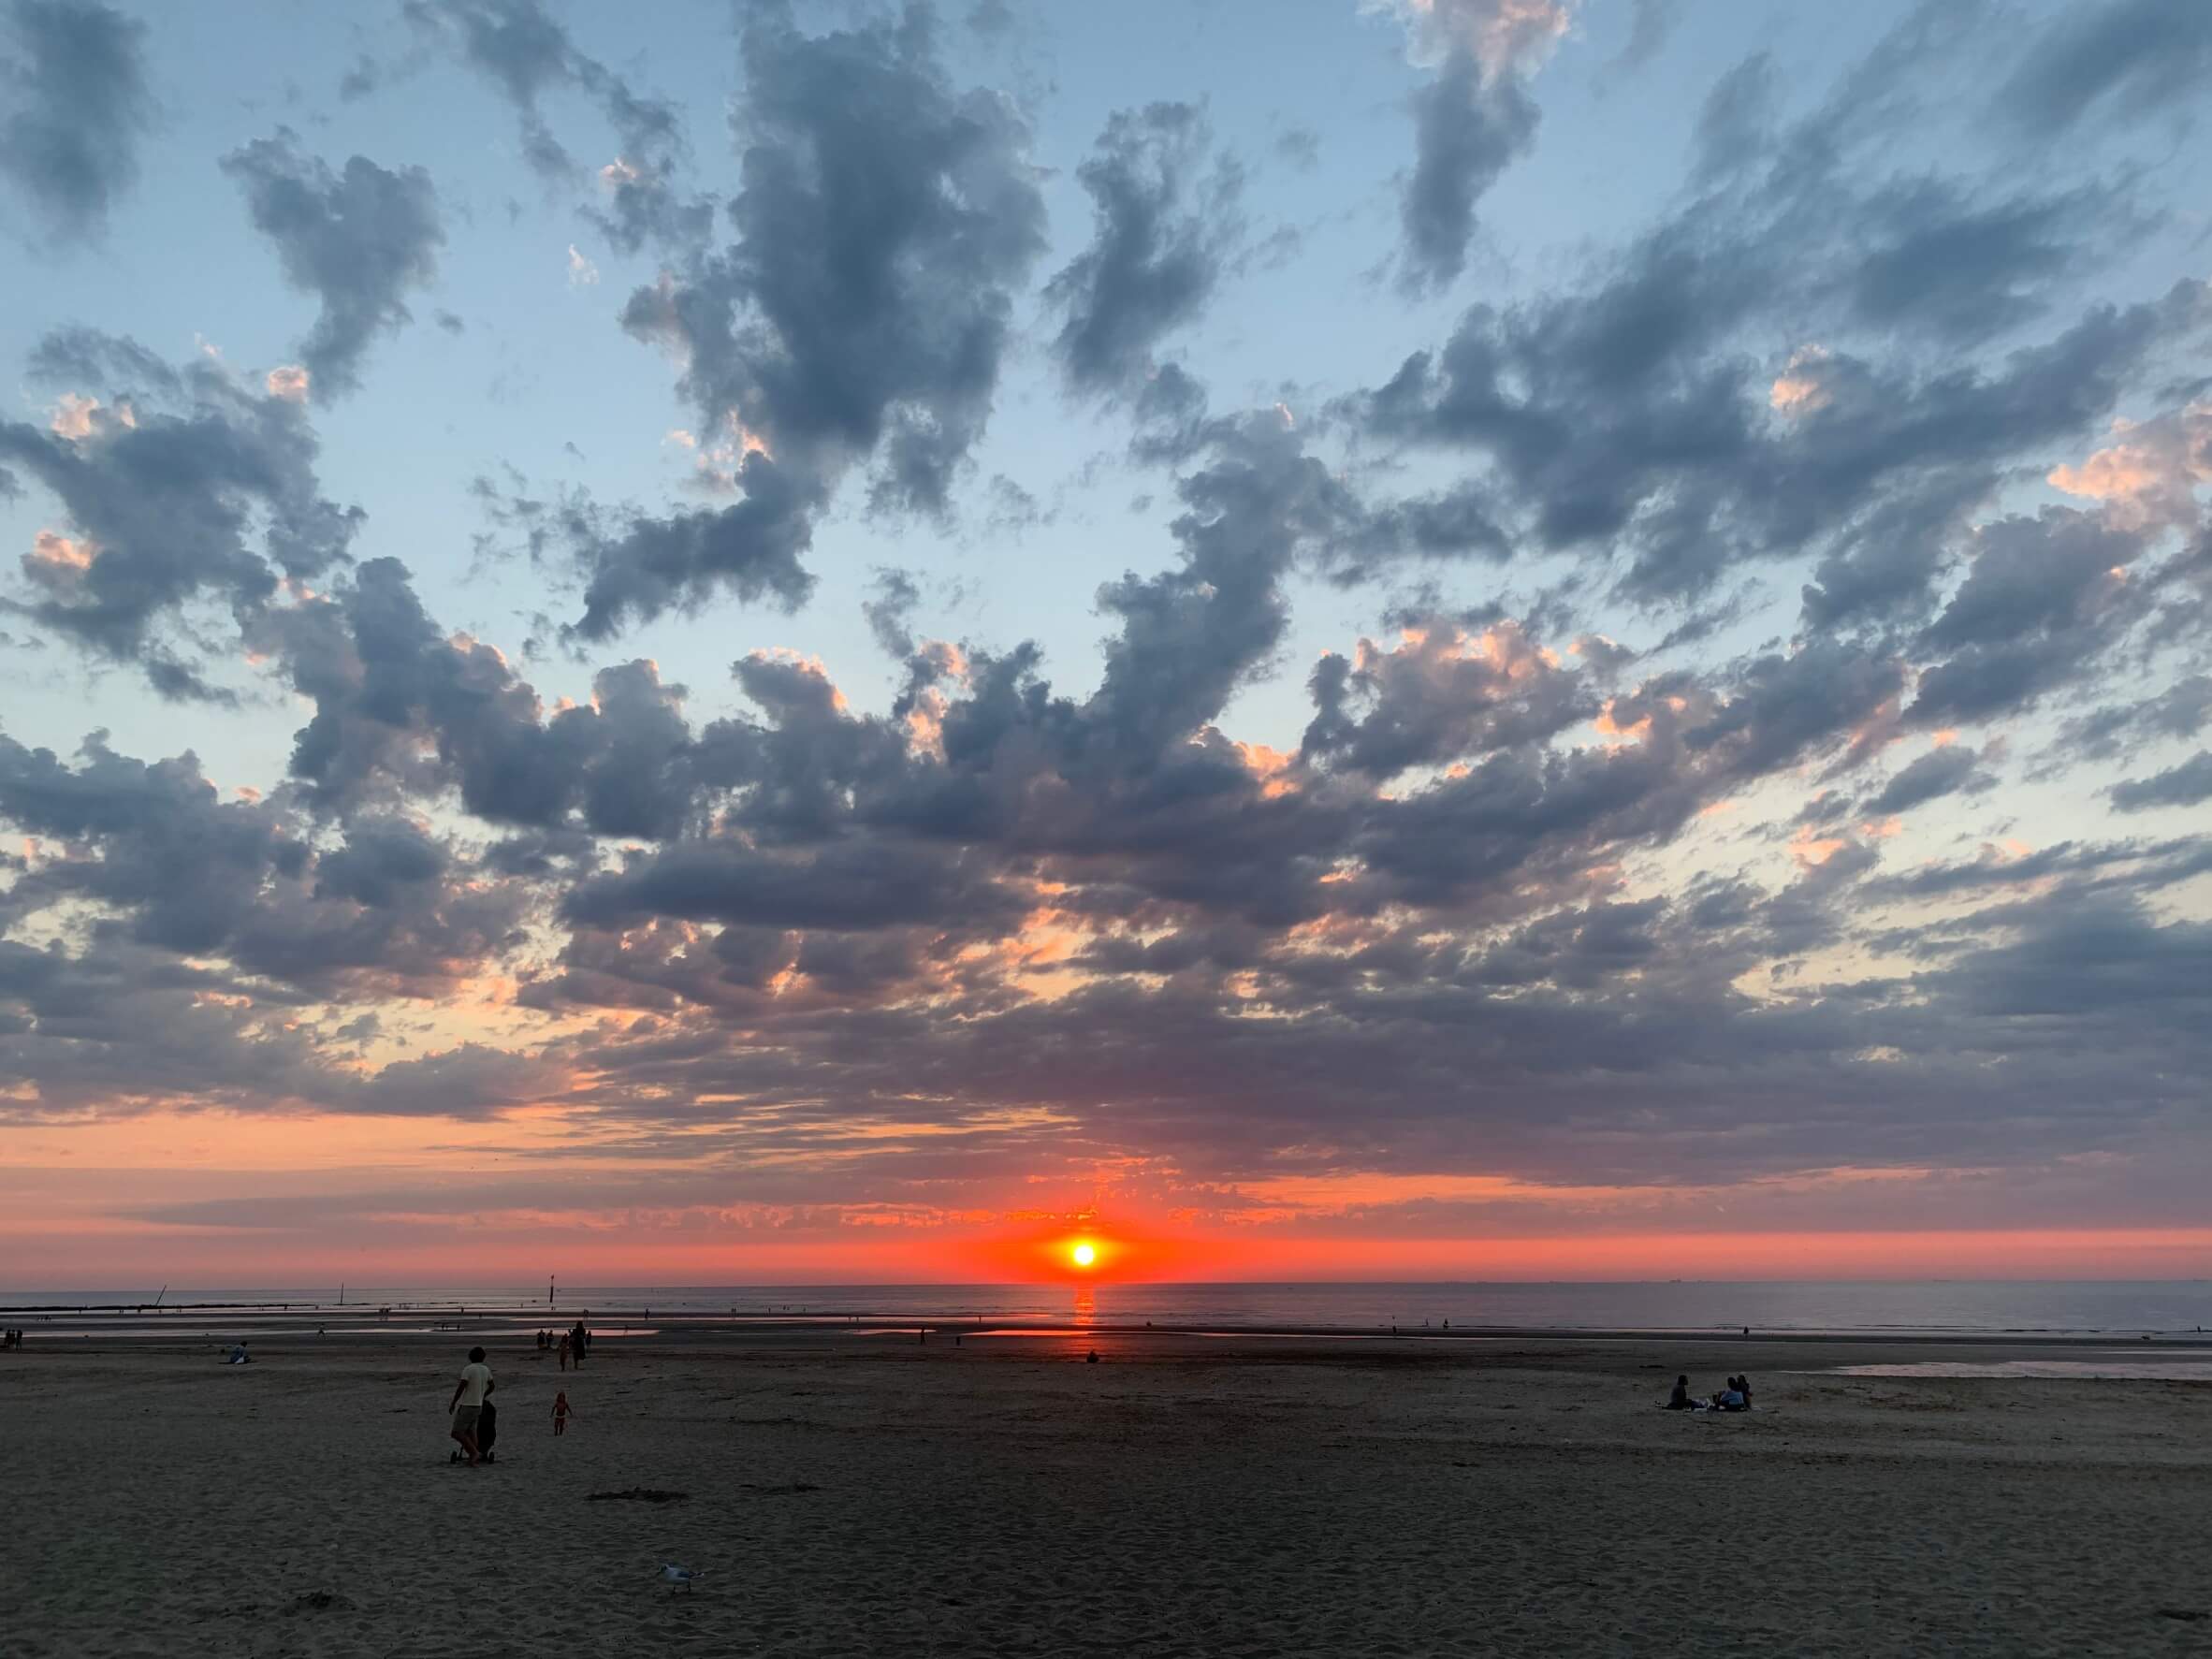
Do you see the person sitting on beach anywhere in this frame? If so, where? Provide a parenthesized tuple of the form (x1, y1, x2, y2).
(448, 1346, 493, 1466)
(552, 1390, 573, 1436)
(1736, 1374, 1753, 1405)
(1716, 1377, 1747, 1410)
(1665, 1375, 1695, 1409)
(226, 1342, 250, 1364)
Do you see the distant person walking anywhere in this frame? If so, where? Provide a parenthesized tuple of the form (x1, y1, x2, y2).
(558, 1331, 572, 1372)
(448, 1346, 493, 1466)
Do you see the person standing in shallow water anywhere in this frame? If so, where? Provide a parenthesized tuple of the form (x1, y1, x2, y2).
(448, 1346, 493, 1466)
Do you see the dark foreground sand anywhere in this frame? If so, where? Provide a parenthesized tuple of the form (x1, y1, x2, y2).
(4, 1325, 2209, 1657)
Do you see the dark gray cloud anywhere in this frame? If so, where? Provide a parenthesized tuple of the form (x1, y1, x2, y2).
(1360, 251, 2205, 609)
(563, 465, 817, 642)
(863, 567, 924, 661)
(262, 556, 710, 840)
(1352, 0, 2204, 630)
(1610, 0, 1684, 75)
(1907, 508, 2147, 727)
(1863, 741, 1997, 818)
(1302, 618, 1591, 778)
(221, 131, 444, 396)
(1047, 102, 1243, 395)
(1998, 0, 2212, 136)
(1691, 51, 1775, 182)
(1845, 178, 2106, 344)
(2110, 750, 2212, 813)
(587, 7, 1046, 637)
(1400, 49, 1537, 294)
(0, 333, 361, 689)
(2052, 674, 2212, 764)
(0, 0, 151, 243)
(403, 0, 700, 255)
(0, 727, 522, 1000)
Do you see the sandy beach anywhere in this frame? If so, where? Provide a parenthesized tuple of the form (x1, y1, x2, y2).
(4, 1323, 2209, 1657)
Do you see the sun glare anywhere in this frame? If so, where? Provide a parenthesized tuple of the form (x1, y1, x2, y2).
(1070, 1241, 1097, 1269)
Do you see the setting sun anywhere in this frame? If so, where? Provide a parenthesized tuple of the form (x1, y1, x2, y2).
(1071, 1242, 1097, 1269)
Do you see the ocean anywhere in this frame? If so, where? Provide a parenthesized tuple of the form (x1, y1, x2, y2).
(5, 1280, 2210, 1336)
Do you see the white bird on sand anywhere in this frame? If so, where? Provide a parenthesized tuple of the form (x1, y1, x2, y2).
(662, 1564, 706, 1594)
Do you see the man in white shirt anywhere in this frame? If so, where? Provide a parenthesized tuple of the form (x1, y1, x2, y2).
(447, 1346, 494, 1466)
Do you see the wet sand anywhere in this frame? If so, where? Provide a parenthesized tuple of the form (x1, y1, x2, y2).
(4, 1324, 2209, 1657)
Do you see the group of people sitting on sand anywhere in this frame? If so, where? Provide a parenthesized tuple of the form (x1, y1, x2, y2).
(1665, 1373, 1753, 1411)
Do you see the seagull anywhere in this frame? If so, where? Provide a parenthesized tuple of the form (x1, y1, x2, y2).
(662, 1564, 706, 1594)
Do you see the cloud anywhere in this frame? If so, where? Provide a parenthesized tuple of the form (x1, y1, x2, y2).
(1302, 618, 1590, 778)
(587, 7, 1046, 636)
(565, 241, 598, 286)
(1351, 1, 2205, 614)
(563, 460, 817, 642)
(1377, 0, 1574, 77)
(0, 331, 361, 688)
(0, 729, 521, 1000)
(1047, 103, 1243, 396)
(0, 0, 152, 243)
(1400, 50, 1538, 293)
(1608, 0, 1681, 74)
(1862, 740, 1997, 818)
(2047, 400, 2212, 531)
(221, 131, 444, 396)
(1844, 177, 2109, 344)
(259, 557, 711, 840)
(1377, 2, 1566, 291)
(1360, 240, 2205, 606)
(1907, 508, 2146, 729)
(1690, 51, 1775, 182)
(2052, 674, 2212, 764)
(1998, 0, 2212, 136)
(404, 0, 706, 256)
(2110, 750, 2212, 813)
(8, 0, 2212, 1238)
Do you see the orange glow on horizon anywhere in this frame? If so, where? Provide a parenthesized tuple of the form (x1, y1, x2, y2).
(7, 1113, 2212, 1285)
(6, 1218, 2212, 1287)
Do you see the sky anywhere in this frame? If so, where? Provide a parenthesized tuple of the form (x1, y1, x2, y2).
(2, 0, 2210, 1288)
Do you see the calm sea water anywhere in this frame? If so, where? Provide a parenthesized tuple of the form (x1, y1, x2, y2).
(5, 1281, 2210, 1335)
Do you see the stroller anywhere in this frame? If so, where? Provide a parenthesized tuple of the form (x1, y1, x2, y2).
(451, 1395, 499, 1463)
